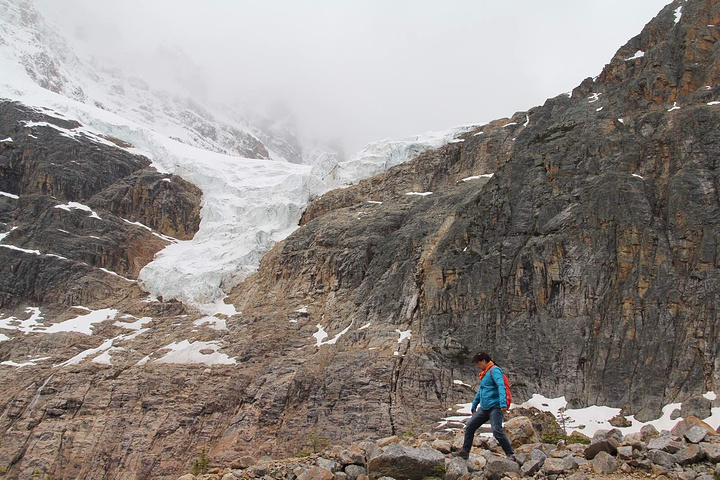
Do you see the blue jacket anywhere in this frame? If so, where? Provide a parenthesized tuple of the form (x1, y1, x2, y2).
(471, 365, 507, 411)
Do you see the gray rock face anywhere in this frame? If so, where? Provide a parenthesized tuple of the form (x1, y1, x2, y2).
(686, 425, 710, 444)
(0, 101, 201, 309)
(367, 444, 445, 480)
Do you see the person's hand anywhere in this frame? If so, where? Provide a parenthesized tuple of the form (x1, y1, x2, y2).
(471, 407, 476, 414)
(501, 407, 508, 412)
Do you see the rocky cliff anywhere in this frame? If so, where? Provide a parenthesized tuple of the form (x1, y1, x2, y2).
(1, 0, 720, 479)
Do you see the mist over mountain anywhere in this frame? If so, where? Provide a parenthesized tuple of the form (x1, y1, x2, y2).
(34, 0, 669, 155)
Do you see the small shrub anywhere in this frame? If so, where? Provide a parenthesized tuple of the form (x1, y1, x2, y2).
(191, 449, 210, 476)
(541, 433, 590, 445)
(430, 463, 447, 478)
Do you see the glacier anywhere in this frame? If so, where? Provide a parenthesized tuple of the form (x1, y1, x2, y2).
(0, 0, 479, 313)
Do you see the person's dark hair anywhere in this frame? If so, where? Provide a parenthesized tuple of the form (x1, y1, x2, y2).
(471, 351, 492, 363)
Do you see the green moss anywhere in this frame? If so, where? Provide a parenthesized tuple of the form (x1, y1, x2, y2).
(541, 433, 590, 445)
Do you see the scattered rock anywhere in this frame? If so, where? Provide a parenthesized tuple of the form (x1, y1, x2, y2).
(520, 449, 546, 476)
(647, 435, 684, 453)
(345, 464, 367, 480)
(647, 449, 678, 469)
(466, 453, 487, 472)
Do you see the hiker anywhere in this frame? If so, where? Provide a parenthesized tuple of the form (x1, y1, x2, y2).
(453, 351, 515, 460)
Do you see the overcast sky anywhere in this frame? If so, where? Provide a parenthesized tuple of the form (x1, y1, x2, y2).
(36, 0, 671, 155)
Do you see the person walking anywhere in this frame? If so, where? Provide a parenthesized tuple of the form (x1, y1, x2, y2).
(452, 351, 515, 460)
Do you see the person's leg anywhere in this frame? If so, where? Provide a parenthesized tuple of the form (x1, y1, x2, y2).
(462, 408, 490, 452)
(489, 407, 514, 456)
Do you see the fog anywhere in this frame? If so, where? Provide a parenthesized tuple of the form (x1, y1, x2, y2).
(36, 0, 670, 156)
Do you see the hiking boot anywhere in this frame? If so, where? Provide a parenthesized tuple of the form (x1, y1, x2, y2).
(451, 449, 470, 459)
(506, 454, 517, 463)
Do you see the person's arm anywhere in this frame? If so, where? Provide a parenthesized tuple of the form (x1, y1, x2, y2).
(492, 366, 507, 409)
(471, 384, 482, 413)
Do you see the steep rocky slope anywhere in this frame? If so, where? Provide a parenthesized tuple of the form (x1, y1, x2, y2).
(229, 0, 720, 441)
(2, 0, 720, 479)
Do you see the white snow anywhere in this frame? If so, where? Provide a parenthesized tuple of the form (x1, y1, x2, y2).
(0, 137, 12, 143)
(0, 226, 17, 242)
(0, 244, 41, 255)
(523, 115, 530, 127)
(625, 51, 645, 61)
(406, 192, 433, 197)
(618, 119, 625, 124)
(461, 173, 494, 182)
(367, 200, 383, 205)
(358, 322, 371, 330)
(54, 201, 102, 219)
(153, 340, 237, 365)
(632, 173, 644, 179)
(502, 122, 518, 128)
(0, 333, 9, 342)
(313, 322, 352, 346)
(596, 107, 603, 112)
(396, 329, 412, 343)
(44, 308, 118, 335)
(0, 306, 117, 336)
(296, 306, 308, 314)
(440, 393, 720, 437)
(0, 191, 19, 199)
(668, 102, 681, 111)
(674, 5, 683, 24)
(588, 93, 602, 103)
(707, 101, 720, 106)
(318, 124, 480, 190)
(453, 379, 472, 388)
(1, 356, 51, 368)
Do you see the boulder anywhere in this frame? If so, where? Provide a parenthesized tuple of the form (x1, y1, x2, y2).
(431, 439, 452, 454)
(367, 444, 445, 480)
(542, 456, 577, 475)
(345, 465, 367, 480)
(647, 436, 683, 453)
(298, 467, 334, 480)
(674, 444, 705, 466)
(443, 457, 468, 480)
(702, 442, 720, 463)
(520, 449, 546, 476)
(317, 458, 341, 473)
(504, 416, 539, 447)
(483, 456, 520, 480)
(685, 425, 709, 444)
(177, 475, 195, 480)
(681, 396, 712, 420)
(591, 451, 617, 474)
(640, 424, 660, 441)
(646, 449, 677, 469)
(466, 453, 487, 472)
(617, 445, 634, 461)
(672, 416, 718, 438)
(583, 437, 619, 460)
(334, 472, 348, 480)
